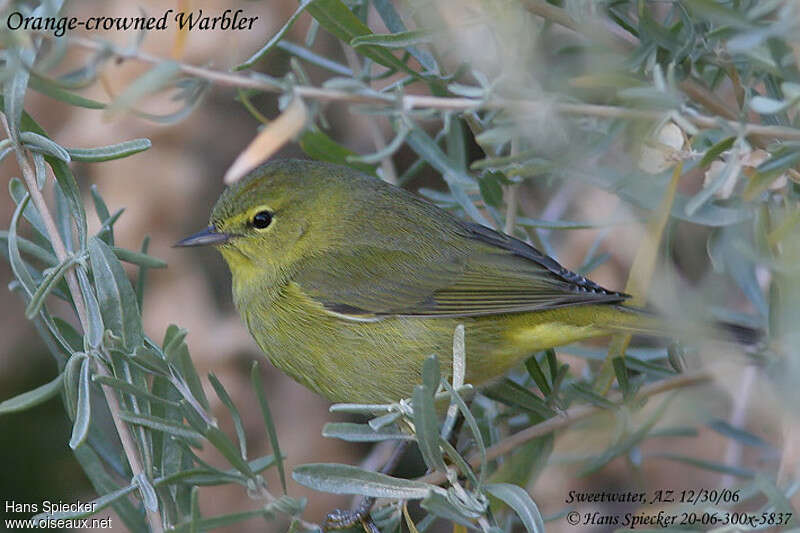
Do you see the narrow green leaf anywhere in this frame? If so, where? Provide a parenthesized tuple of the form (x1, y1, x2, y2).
(422, 355, 440, 393)
(478, 174, 504, 208)
(0, 372, 64, 415)
(209, 373, 248, 460)
(28, 74, 107, 109)
(485, 484, 545, 533)
(106, 61, 180, 115)
(68, 139, 151, 162)
(204, 426, 255, 479)
(134, 473, 159, 512)
(119, 411, 204, 440)
(413, 383, 447, 473)
(482, 379, 555, 421)
(567, 383, 618, 409)
(323, 422, 412, 441)
(368, 411, 403, 429)
(707, 419, 769, 448)
(624, 356, 676, 377)
(372, 0, 438, 72)
(524, 355, 552, 397)
(351, 29, 434, 49)
(129, 344, 170, 376)
(9, 178, 48, 239)
(612, 357, 632, 399)
(50, 159, 88, 247)
(305, 0, 417, 76)
(32, 152, 47, 189)
(63, 352, 87, 418)
(25, 253, 83, 319)
(89, 186, 110, 246)
(699, 136, 736, 167)
(0, 230, 56, 266)
(299, 128, 376, 175)
(236, 0, 318, 70)
(155, 454, 276, 488)
(163, 325, 209, 410)
(0, 139, 12, 162)
(7, 193, 37, 296)
(441, 379, 487, 485)
(135, 236, 151, 310)
(439, 438, 479, 489)
(88, 237, 144, 351)
(112, 246, 167, 269)
(19, 131, 71, 162)
(276, 41, 353, 76)
(406, 125, 490, 227)
(69, 357, 92, 449)
(205, 427, 255, 478)
(251, 362, 287, 493)
(3, 55, 30, 139)
(190, 487, 201, 533)
(293, 463, 433, 499)
(92, 374, 180, 408)
(33, 483, 137, 522)
(420, 492, 479, 528)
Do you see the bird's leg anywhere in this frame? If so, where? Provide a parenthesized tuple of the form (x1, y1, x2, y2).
(323, 441, 409, 532)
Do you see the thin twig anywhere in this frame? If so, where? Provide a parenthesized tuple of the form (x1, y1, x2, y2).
(34, 32, 800, 141)
(1, 113, 163, 533)
(416, 370, 713, 486)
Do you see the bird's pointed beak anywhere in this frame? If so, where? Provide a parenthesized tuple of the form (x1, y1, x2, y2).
(174, 226, 231, 247)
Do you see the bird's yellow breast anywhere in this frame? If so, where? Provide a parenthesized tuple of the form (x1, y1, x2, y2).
(236, 279, 611, 403)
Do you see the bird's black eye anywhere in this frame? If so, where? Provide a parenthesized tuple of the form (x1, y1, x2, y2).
(251, 210, 273, 229)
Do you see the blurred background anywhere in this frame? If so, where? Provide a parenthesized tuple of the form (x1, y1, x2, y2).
(0, 0, 792, 532)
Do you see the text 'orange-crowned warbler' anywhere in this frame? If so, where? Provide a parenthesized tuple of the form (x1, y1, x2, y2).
(177, 159, 754, 404)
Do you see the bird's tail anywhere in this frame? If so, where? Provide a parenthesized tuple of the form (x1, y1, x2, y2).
(602, 305, 764, 348)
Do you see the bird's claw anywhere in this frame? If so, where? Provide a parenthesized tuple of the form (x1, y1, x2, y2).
(323, 498, 377, 533)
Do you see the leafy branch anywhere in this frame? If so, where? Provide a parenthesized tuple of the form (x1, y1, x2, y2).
(3, 0, 799, 531)
(28, 31, 800, 141)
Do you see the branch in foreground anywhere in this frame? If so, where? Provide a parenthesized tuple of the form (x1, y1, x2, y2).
(417, 370, 713, 486)
(1, 112, 164, 533)
(36, 33, 800, 141)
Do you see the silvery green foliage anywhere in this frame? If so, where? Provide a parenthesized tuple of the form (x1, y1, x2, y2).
(3, 0, 798, 531)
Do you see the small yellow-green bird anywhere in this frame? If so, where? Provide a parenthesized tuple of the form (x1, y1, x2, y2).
(177, 159, 753, 404)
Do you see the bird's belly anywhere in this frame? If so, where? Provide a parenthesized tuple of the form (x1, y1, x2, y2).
(241, 285, 608, 404)
(245, 301, 454, 403)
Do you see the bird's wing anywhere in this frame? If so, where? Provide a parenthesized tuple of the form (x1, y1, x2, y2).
(294, 221, 628, 319)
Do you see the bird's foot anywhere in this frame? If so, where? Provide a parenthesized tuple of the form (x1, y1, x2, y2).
(323, 497, 378, 533)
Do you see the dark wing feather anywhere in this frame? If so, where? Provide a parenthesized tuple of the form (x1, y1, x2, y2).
(294, 221, 627, 319)
(404, 222, 628, 316)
